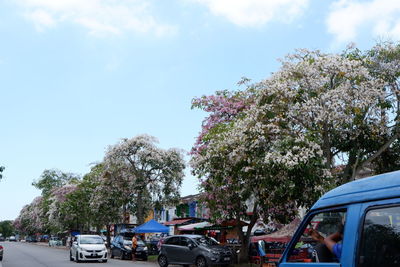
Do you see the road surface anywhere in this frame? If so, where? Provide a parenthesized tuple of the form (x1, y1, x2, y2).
(0, 242, 157, 267)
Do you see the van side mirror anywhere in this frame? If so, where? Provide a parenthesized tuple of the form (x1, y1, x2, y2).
(188, 243, 196, 249)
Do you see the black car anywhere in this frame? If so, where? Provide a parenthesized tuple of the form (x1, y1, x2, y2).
(110, 234, 148, 260)
(158, 235, 232, 267)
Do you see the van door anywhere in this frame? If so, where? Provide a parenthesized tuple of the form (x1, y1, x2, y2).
(279, 209, 348, 267)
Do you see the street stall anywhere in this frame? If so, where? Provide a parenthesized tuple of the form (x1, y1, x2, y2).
(249, 218, 301, 265)
(133, 219, 170, 255)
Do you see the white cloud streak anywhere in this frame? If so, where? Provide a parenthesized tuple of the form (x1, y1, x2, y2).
(194, 0, 310, 27)
(15, 0, 176, 37)
(327, 0, 400, 44)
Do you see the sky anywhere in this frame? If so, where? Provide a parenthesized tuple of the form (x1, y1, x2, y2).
(1, 0, 400, 221)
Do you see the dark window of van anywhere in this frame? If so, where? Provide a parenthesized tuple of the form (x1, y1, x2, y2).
(287, 210, 346, 263)
(358, 206, 400, 267)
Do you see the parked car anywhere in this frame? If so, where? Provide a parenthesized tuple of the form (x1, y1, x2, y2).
(69, 235, 107, 263)
(111, 233, 148, 260)
(25, 236, 37, 242)
(9, 236, 16, 242)
(0, 244, 3, 261)
(0, 236, 5, 242)
(48, 237, 62, 247)
(158, 235, 232, 267)
(277, 170, 400, 266)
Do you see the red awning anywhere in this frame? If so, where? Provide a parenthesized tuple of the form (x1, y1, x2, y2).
(164, 218, 192, 226)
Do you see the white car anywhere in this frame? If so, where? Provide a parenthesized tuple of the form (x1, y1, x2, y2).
(70, 235, 108, 263)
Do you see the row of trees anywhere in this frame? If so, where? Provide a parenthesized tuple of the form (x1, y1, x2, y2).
(12, 41, 400, 262)
(14, 135, 185, 245)
(191, 42, 400, 261)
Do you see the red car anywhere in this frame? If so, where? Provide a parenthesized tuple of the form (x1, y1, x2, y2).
(0, 244, 4, 261)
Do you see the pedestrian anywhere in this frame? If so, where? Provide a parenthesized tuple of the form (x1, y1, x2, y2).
(131, 233, 138, 261)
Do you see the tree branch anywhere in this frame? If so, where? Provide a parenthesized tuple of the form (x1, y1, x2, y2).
(354, 131, 400, 178)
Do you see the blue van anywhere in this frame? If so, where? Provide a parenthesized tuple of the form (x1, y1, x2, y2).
(277, 170, 400, 267)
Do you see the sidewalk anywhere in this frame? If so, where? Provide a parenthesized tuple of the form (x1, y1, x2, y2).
(33, 242, 68, 250)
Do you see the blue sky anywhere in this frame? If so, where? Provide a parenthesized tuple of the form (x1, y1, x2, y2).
(1, 0, 399, 221)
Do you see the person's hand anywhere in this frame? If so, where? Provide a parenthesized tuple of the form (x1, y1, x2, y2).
(308, 228, 324, 243)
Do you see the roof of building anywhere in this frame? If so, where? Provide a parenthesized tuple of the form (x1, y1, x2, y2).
(312, 170, 400, 210)
(164, 218, 193, 226)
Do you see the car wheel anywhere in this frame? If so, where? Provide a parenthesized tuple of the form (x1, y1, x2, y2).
(0, 256, 3, 261)
(158, 255, 168, 267)
(121, 252, 126, 260)
(76, 252, 81, 263)
(69, 251, 74, 261)
(196, 256, 207, 267)
(110, 251, 114, 259)
(183, 265, 189, 267)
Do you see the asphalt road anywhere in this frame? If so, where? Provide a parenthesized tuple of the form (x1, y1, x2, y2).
(0, 242, 157, 267)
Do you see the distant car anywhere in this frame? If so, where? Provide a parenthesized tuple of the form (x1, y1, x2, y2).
(111, 233, 148, 260)
(25, 236, 37, 242)
(158, 235, 232, 267)
(0, 236, 5, 242)
(9, 236, 16, 242)
(70, 235, 108, 263)
(49, 237, 62, 247)
(0, 244, 3, 261)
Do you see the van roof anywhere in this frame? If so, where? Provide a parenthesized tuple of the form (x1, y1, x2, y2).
(312, 170, 400, 210)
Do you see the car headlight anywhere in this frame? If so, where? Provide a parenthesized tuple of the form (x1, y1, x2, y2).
(79, 247, 87, 252)
(124, 245, 132, 250)
(211, 250, 219, 255)
(143, 246, 148, 251)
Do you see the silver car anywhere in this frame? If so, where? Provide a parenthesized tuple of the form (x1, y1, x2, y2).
(70, 235, 108, 263)
(158, 235, 232, 267)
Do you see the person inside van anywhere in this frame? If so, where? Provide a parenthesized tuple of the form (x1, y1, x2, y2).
(309, 224, 343, 261)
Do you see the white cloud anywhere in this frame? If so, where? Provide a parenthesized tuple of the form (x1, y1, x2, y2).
(194, 0, 310, 27)
(15, 0, 176, 37)
(327, 0, 400, 44)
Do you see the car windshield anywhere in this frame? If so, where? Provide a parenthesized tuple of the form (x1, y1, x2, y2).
(80, 236, 104, 244)
(193, 236, 219, 246)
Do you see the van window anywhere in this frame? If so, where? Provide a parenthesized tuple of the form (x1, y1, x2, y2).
(358, 206, 400, 267)
(287, 210, 346, 263)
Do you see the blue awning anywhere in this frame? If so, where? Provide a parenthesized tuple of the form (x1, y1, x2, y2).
(134, 219, 169, 233)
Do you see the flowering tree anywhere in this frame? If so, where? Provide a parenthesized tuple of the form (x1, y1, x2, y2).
(32, 169, 79, 197)
(101, 134, 186, 225)
(14, 196, 45, 235)
(191, 43, 400, 262)
(47, 184, 78, 233)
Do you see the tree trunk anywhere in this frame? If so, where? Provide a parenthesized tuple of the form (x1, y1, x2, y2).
(106, 224, 111, 248)
(136, 192, 144, 225)
(322, 124, 333, 170)
(342, 150, 357, 184)
(238, 203, 258, 263)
